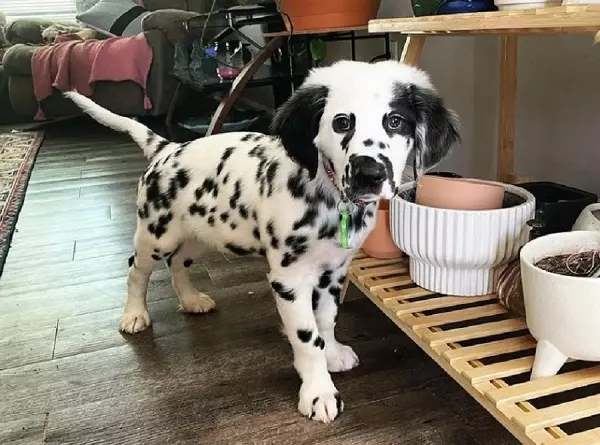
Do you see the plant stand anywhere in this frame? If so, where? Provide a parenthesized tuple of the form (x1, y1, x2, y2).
(349, 252, 600, 444)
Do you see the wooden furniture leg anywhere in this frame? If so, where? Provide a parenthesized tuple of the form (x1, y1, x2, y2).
(206, 36, 285, 136)
(400, 35, 426, 66)
(497, 36, 519, 184)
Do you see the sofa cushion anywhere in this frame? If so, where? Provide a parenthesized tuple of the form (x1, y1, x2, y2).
(2, 44, 37, 76)
(76, 0, 150, 37)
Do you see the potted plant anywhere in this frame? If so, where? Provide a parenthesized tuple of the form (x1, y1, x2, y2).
(278, 0, 382, 32)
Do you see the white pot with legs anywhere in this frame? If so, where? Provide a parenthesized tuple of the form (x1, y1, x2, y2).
(520, 231, 600, 380)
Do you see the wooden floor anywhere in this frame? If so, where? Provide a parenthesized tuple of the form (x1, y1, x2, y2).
(0, 121, 517, 445)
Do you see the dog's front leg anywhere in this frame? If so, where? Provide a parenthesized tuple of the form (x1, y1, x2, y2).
(270, 276, 343, 423)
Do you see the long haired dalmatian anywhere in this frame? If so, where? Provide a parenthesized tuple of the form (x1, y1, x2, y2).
(64, 59, 459, 424)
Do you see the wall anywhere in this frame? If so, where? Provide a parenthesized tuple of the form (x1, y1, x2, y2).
(473, 36, 600, 195)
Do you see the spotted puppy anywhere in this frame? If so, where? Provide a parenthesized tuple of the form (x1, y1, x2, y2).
(64, 59, 459, 424)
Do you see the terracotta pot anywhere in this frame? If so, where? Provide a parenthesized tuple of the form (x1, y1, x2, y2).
(416, 176, 505, 211)
(361, 200, 403, 259)
(278, 0, 382, 32)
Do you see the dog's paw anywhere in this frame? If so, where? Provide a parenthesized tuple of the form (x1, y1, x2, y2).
(178, 293, 216, 313)
(119, 308, 151, 334)
(326, 342, 359, 373)
(298, 381, 343, 423)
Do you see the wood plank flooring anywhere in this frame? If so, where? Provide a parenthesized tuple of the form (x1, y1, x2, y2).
(0, 120, 517, 444)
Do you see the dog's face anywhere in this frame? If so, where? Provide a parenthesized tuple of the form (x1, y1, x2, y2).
(271, 60, 460, 202)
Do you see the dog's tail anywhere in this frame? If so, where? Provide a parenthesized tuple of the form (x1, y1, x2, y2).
(64, 91, 168, 160)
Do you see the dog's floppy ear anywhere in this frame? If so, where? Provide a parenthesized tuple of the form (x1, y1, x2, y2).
(271, 85, 329, 179)
(409, 84, 460, 174)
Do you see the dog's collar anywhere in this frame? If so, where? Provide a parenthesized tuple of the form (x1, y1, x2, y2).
(323, 163, 366, 208)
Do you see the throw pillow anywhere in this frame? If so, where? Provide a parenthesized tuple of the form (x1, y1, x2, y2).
(76, 0, 149, 37)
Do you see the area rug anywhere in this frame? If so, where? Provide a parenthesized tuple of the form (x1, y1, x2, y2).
(0, 131, 44, 277)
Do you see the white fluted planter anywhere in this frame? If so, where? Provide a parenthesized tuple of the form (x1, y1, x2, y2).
(390, 180, 536, 296)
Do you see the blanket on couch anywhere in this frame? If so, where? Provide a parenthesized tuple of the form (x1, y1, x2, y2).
(31, 33, 153, 120)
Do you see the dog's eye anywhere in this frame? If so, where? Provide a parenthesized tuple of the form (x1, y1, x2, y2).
(386, 114, 404, 130)
(332, 114, 353, 133)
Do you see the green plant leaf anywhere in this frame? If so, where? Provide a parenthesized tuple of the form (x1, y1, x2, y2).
(309, 38, 327, 62)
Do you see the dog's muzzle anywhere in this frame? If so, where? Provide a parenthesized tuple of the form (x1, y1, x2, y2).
(349, 156, 386, 196)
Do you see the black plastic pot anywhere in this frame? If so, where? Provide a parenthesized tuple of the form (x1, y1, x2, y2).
(519, 181, 598, 235)
(426, 171, 463, 178)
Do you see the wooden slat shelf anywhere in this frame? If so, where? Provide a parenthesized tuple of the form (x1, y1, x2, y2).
(349, 252, 600, 445)
(368, 5, 600, 35)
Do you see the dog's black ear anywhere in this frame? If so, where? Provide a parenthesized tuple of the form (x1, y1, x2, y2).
(409, 84, 460, 173)
(271, 85, 329, 179)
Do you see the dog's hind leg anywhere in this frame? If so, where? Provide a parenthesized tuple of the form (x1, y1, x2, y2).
(121, 228, 157, 334)
(168, 240, 216, 314)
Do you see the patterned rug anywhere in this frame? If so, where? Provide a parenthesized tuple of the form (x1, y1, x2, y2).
(0, 131, 44, 277)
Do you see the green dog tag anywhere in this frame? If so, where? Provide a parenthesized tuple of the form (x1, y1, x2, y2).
(339, 209, 350, 249)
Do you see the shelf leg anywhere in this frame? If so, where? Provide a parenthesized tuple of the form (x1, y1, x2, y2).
(497, 36, 518, 184)
(400, 35, 426, 66)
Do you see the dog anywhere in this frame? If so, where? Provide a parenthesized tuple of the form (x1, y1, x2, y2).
(64, 59, 459, 423)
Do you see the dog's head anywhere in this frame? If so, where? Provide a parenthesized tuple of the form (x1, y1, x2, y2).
(271, 60, 460, 202)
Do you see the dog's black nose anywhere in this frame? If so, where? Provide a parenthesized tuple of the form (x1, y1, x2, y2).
(351, 156, 386, 187)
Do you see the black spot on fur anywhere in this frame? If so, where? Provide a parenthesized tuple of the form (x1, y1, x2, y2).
(137, 203, 150, 219)
(147, 212, 173, 239)
(265, 161, 278, 197)
(271, 236, 280, 249)
(153, 248, 160, 253)
(313, 397, 319, 406)
(209, 206, 217, 213)
(258, 248, 266, 256)
(226, 243, 254, 256)
(184, 259, 193, 268)
(207, 215, 215, 226)
(297, 329, 312, 343)
(340, 113, 356, 153)
(128, 255, 135, 268)
(220, 212, 229, 222)
(281, 252, 297, 268)
(238, 204, 249, 219)
(271, 280, 295, 301)
(154, 139, 169, 157)
(165, 245, 181, 267)
(229, 179, 242, 209)
(318, 223, 337, 240)
(146, 129, 155, 146)
(252, 227, 261, 241)
(363, 139, 374, 147)
(266, 221, 275, 236)
(230, 222, 237, 230)
(377, 154, 396, 199)
(145, 170, 171, 211)
(318, 271, 332, 289)
(292, 207, 318, 231)
(241, 133, 254, 142)
(189, 203, 207, 216)
(335, 393, 342, 415)
(313, 336, 325, 349)
(223, 173, 230, 184)
(329, 286, 342, 306)
(197, 177, 218, 200)
(312, 288, 320, 311)
(217, 146, 235, 176)
(287, 169, 306, 198)
(252, 210, 258, 221)
(151, 254, 161, 261)
(167, 168, 190, 200)
(379, 141, 386, 149)
(338, 274, 347, 285)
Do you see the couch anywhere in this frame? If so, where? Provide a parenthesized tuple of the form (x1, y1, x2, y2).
(1, 0, 249, 120)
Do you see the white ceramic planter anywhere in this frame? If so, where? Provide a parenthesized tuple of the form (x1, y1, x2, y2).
(521, 231, 600, 380)
(495, 0, 561, 9)
(572, 203, 600, 232)
(390, 180, 535, 296)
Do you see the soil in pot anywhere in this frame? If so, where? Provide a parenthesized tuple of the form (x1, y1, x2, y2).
(361, 199, 403, 259)
(535, 250, 600, 277)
